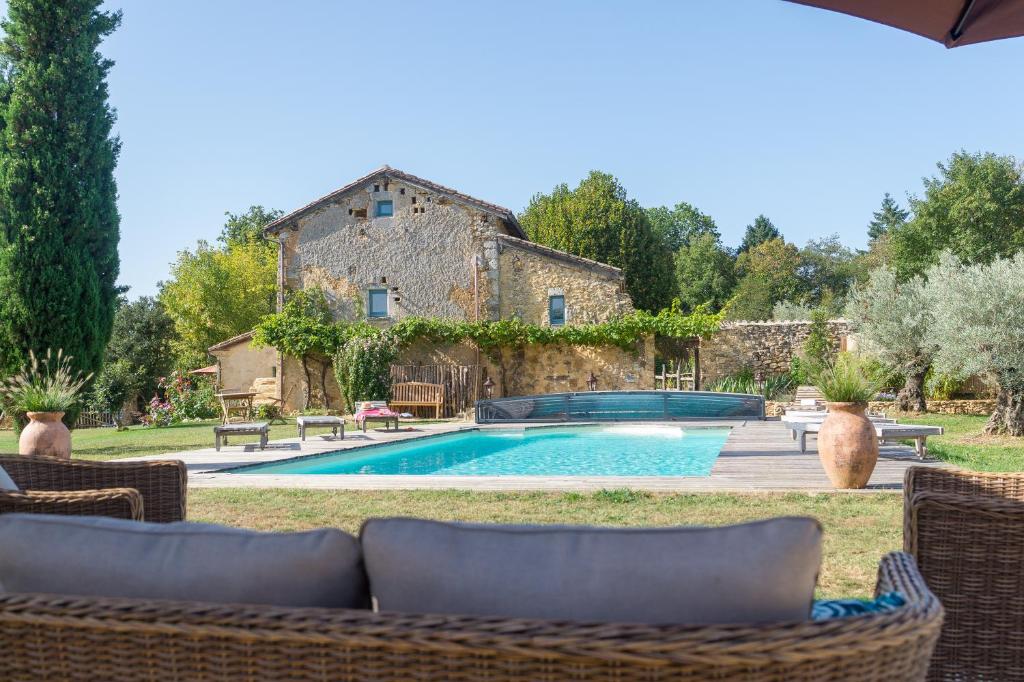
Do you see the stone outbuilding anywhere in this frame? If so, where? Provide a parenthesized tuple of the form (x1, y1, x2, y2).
(210, 166, 649, 413)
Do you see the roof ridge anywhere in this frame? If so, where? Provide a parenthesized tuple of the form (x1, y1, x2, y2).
(496, 234, 623, 278)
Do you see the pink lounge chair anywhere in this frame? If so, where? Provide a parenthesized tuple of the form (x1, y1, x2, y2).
(354, 401, 400, 433)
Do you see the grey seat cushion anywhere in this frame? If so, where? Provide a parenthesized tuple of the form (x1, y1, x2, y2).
(0, 514, 370, 609)
(0, 465, 17, 491)
(361, 517, 822, 625)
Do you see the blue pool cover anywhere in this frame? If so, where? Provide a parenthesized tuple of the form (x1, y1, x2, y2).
(475, 390, 764, 423)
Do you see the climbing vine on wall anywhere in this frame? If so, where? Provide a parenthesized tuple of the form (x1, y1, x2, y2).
(253, 293, 724, 408)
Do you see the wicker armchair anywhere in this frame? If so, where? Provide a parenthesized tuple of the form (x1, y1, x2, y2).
(905, 466, 1024, 681)
(0, 455, 187, 522)
(0, 552, 941, 681)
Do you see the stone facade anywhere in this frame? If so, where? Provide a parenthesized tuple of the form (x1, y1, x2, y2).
(246, 167, 636, 412)
(208, 332, 278, 393)
(764, 399, 995, 417)
(700, 320, 852, 382)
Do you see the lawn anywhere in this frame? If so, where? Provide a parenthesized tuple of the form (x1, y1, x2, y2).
(903, 413, 1024, 472)
(0, 416, 448, 460)
(190, 488, 902, 599)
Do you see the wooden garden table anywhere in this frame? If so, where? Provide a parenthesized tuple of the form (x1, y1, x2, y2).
(216, 391, 257, 424)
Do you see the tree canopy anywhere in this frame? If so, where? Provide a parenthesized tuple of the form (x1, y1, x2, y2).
(890, 151, 1024, 278)
(738, 215, 781, 253)
(0, 0, 122, 409)
(647, 202, 720, 252)
(158, 207, 279, 369)
(673, 232, 735, 313)
(727, 238, 802, 320)
(867, 193, 909, 242)
(519, 171, 674, 312)
(925, 252, 1024, 435)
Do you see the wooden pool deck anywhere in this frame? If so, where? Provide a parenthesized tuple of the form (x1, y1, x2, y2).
(126, 418, 943, 492)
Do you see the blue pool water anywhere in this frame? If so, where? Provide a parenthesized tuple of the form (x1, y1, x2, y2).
(239, 425, 730, 477)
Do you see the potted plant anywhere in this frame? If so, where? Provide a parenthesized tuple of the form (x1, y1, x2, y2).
(810, 353, 883, 489)
(0, 350, 92, 459)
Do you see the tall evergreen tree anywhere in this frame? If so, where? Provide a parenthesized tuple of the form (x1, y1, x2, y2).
(737, 214, 781, 253)
(867, 192, 909, 242)
(520, 171, 674, 312)
(0, 1, 122, 405)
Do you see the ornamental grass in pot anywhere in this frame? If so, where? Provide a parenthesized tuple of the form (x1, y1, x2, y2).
(810, 353, 883, 489)
(0, 350, 91, 459)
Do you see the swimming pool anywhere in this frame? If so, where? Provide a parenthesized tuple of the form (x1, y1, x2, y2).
(238, 425, 731, 477)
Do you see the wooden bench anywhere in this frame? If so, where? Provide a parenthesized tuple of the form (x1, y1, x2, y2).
(214, 422, 269, 451)
(390, 381, 444, 419)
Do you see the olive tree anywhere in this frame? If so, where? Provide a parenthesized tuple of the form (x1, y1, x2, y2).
(925, 252, 1024, 436)
(844, 266, 935, 412)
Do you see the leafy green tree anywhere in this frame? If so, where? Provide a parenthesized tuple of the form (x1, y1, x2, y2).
(925, 252, 1024, 435)
(673, 232, 735, 312)
(647, 202, 720, 252)
(220, 206, 283, 247)
(845, 266, 935, 412)
(0, 0, 122, 427)
(890, 151, 1024, 278)
(737, 215, 781, 253)
(867, 193, 909, 242)
(797, 235, 865, 313)
(520, 171, 674, 312)
(728, 238, 802, 320)
(90, 297, 175, 417)
(802, 307, 835, 370)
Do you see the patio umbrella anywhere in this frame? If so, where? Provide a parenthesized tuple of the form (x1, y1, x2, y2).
(789, 0, 1024, 47)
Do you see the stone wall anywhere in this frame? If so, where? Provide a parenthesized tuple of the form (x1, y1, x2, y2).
(278, 177, 514, 322)
(496, 237, 633, 325)
(210, 340, 278, 393)
(764, 399, 995, 417)
(701, 320, 852, 382)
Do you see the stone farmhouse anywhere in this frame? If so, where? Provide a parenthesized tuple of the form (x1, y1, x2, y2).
(211, 166, 652, 413)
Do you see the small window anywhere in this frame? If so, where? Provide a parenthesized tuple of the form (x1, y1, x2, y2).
(548, 295, 565, 326)
(368, 289, 389, 318)
(375, 200, 393, 217)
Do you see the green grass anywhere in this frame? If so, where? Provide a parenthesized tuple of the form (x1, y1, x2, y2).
(900, 414, 1024, 472)
(189, 488, 902, 599)
(0, 416, 449, 460)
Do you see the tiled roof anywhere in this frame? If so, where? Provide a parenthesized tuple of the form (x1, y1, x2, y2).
(496, 235, 624, 279)
(264, 166, 527, 239)
(207, 330, 254, 352)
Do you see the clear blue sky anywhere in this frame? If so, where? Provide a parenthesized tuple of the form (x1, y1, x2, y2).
(11, 1, 1024, 296)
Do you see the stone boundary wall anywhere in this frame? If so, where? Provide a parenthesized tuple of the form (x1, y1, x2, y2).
(701, 320, 851, 383)
(764, 399, 995, 417)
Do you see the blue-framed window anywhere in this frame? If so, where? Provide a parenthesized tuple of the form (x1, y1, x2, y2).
(368, 289, 389, 318)
(375, 200, 394, 217)
(548, 295, 565, 326)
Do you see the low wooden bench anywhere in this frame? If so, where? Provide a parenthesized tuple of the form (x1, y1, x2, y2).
(214, 422, 269, 451)
(390, 381, 444, 419)
(296, 416, 345, 441)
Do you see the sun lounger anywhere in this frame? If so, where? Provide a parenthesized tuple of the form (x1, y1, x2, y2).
(296, 415, 345, 441)
(790, 421, 942, 458)
(354, 401, 400, 433)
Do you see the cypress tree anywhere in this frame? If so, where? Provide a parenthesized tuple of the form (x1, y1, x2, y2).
(0, 0, 122, 422)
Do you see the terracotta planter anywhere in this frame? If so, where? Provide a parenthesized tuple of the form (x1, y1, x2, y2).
(19, 411, 71, 459)
(817, 402, 879, 489)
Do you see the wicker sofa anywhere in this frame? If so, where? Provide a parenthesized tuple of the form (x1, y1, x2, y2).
(0, 551, 940, 681)
(0, 455, 186, 522)
(905, 466, 1024, 681)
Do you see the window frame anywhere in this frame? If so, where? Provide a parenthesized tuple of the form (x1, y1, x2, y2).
(367, 288, 390, 318)
(375, 200, 394, 217)
(548, 294, 566, 326)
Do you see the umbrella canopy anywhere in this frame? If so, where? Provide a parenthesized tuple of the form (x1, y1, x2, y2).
(789, 0, 1024, 47)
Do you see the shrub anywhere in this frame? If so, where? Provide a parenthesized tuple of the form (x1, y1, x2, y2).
(334, 335, 400, 413)
(810, 353, 883, 404)
(0, 349, 92, 419)
(142, 397, 174, 427)
(155, 371, 218, 421)
(802, 307, 834, 370)
(704, 368, 794, 400)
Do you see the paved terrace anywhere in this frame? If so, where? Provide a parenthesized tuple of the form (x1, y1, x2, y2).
(126, 419, 944, 492)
